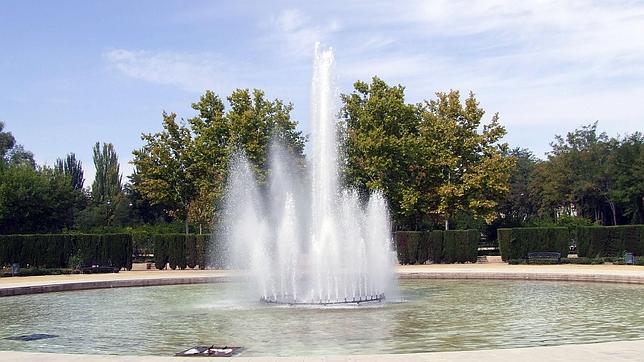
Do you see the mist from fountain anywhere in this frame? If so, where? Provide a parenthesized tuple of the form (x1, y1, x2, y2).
(219, 44, 398, 305)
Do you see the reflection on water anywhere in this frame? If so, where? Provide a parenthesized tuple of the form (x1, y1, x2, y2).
(0, 280, 642, 356)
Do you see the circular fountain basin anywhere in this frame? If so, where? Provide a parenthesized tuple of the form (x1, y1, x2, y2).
(0, 279, 642, 357)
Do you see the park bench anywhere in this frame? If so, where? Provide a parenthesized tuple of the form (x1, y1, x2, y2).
(78, 261, 119, 274)
(527, 252, 561, 264)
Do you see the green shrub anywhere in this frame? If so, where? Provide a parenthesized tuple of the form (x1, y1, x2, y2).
(168, 234, 187, 270)
(507, 259, 526, 265)
(498, 228, 511, 261)
(0, 234, 132, 270)
(394, 232, 423, 264)
(427, 230, 443, 263)
(395, 230, 477, 264)
(442, 230, 478, 263)
(499, 227, 569, 260)
(153, 235, 169, 270)
(1, 267, 78, 277)
(560, 257, 604, 265)
(186, 235, 197, 269)
(102, 234, 133, 270)
(577, 226, 643, 257)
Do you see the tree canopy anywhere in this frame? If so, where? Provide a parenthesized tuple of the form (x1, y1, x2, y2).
(341, 77, 513, 229)
(131, 89, 306, 233)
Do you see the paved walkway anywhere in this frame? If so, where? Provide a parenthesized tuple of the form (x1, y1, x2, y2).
(1, 339, 643, 361)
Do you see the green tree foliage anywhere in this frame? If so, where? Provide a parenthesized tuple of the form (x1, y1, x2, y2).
(607, 133, 644, 223)
(0, 122, 80, 234)
(498, 148, 540, 224)
(76, 143, 128, 230)
(55, 153, 85, 190)
(91, 142, 122, 203)
(6, 145, 36, 168)
(340, 78, 422, 226)
(341, 78, 513, 229)
(421, 90, 513, 227)
(131, 112, 196, 233)
(0, 121, 16, 162)
(529, 123, 641, 225)
(0, 121, 35, 168)
(0, 165, 77, 234)
(132, 89, 306, 233)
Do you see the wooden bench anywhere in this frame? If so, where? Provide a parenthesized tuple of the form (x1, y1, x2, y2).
(527, 252, 561, 263)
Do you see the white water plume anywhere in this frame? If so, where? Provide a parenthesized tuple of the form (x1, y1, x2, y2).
(219, 44, 398, 304)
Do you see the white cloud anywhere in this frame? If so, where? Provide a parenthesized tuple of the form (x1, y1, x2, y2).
(103, 49, 241, 93)
(265, 8, 340, 59)
(103, 2, 644, 156)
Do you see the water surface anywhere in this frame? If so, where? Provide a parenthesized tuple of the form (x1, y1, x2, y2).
(0, 280, 642, 356)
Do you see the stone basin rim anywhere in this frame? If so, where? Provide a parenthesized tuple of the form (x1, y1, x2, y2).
(1, 266, 643, 298)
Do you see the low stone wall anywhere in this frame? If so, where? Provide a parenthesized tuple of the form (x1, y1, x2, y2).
(1, 266, 643, 297)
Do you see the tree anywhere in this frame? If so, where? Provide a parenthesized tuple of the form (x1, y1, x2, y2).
(608, 132, 644, 223)
(132, 112, 196, 234)
(527, 123, 644, 225)
(75, 142, 127, 230)
(132, 89, 306, 233)
(532, 123, 616, 224)
(498, 148, 540, 223)
(341, 79, 513, 230)
(55, 153, 85, 190)
(225, 88, 305, 181)
(340, 77, 424, 228)
(420, 90, 513, 229)
(0, 121, 35, 168)
(0, 165, 77, 234)
(0, 121, 16, 162)
(91, 142, 122, 203)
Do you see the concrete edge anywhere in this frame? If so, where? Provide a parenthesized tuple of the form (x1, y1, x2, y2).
(1, 269, 643, 297)
(0, 276, 235, 297)
(1, 339, 643, 361)
(398, 271, 644, 284)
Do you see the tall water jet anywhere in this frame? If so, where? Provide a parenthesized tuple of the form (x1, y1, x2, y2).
(220, 44, 398, 305)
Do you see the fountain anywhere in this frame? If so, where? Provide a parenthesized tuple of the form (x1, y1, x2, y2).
(219, 44, 398, 305)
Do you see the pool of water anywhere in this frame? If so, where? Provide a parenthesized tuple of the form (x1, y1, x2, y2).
(0, 280, 642, 356)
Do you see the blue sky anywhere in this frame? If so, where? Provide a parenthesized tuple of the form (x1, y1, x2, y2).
(2, 0, 643, 186)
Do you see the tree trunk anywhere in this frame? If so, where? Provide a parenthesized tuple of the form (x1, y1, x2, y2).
(184, 218, 189, 235)
(444, 218, 449, 231)
(608, 201, 617, 226)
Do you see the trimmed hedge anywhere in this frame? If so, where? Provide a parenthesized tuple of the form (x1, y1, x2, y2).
(427, 230, 444, 264)
(0, 234, 132, 270)
(577, 225, 644, 257)
(394, 232, 422, 264)
(152, 234, 210, 270)
(0, 233, 220, 271)
(442, 230, 478, 263)
(394, 229, 477, 264)
(497, 227, 569, 261)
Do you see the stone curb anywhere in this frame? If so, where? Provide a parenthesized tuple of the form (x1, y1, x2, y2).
(1, 270, 642, 297)
(398, 271, 644, 284)
(0, 276, 235, 297)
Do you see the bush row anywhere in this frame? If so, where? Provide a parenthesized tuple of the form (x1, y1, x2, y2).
(576, 225, 644, 257)
(394, 230, 478, 264)
(0, 234, 132, 269)
(498, 225, 644, 261)
(153, 234, 215, 270)
(497, 227, 569, 261)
